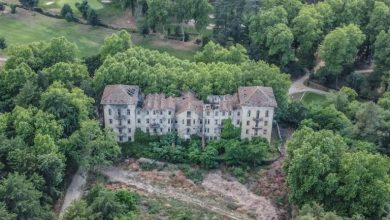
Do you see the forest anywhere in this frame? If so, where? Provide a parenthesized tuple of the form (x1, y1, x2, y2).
(0, 0, 389, 219)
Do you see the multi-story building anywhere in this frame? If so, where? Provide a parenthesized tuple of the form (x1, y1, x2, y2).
(101, 84, 277, 143)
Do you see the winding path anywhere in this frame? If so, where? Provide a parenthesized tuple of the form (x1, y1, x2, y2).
(288, 70, 329, 96)
(59, 169, 87, 217)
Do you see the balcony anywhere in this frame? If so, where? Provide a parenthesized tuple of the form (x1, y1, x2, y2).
(116, 124, 126, 129)
(150, 123, 160, 128)
(114, 115, 126, 120)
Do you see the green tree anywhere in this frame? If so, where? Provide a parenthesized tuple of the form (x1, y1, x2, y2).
(146, 0, 171, 33)
(61, 4, 73, 19)
(367, 1, 390, 43)
(220, 119, 240, 140)
(61, 200, 92, 220)
(297, 202, 343, 220)
(378, 92, 390, 109)
(0, 202, 16, 220)
(261, 0, 303, 22)
(284, 127, 347, 208)
(100, 30, 132, 60)
(87, 9, 100, 26)
(0, 37, 6, 49)
(194, 41, 249, 64)
(40, 82, 93, 136)
(42, 62, 90, 88)
(88, 185, 126, 220)
(75, 0, 90, 19)
(319, 24, 365, 87)
(292, 5, 323, 67)
(0, 173, 53, 220)
(336, 152, 390, 217)
(224, 138, 268, 167)
(19, 0, 38, 8)
(374, 30, 390, 90)
(43, 37, 78, 67)
(61, 120, 120, 170)
(353, 102, 386, 143)
(265, 23, 294, 66)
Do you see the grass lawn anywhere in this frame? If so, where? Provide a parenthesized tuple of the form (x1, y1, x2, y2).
(302, 92, 327, 105)
(0, 7, 199, 59)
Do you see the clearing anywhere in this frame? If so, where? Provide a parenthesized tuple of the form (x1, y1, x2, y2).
(0, 7, 199, 58)
(100, 159, 282, 220)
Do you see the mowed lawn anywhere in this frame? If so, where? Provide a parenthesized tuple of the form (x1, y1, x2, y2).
(0, 8, 116, 57)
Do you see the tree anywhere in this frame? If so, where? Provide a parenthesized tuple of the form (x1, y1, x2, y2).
(0, 3, 5, 11)
(42, 62, 90, 88)
(0, 202, 16, 220)
(61, 200, 92, 220)
(43, 37, 78, 67)
(0, 37, 6, 49)
(19, 0, 38, 8)
(88, 185, 126, 219)
(297, 202, 343, 220)
(336, 152, 390, 217)
(353, 102, 386, 143)
(40, 82, 93, 136)
(61, 120, 120, 170)
(261, 0, 303, 22)
(192, 0, 213, 33)
(100, 30, 132, 60)
(374, 30, 390, 90)
(220, 119, 240, 140)
(224, 138, 268, 167)
(265, 23, 294, 66)
(146, 0, 171, 33)
(319, 24, 365, 87)
(75, 0, 90, 19)
(367, 1, 390, 43)
(284, 127, 347, 209)
(10, 4, 16, 13)
(87, 9, 100, 26)
(194, 41, 249, 64)
(378, 92, 390, 109)
(61, 4, 73, 18)
(0, 173, 52, 220)
(292, 5, 323, 67)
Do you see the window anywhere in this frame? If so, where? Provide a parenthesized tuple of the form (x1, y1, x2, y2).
(168, 119, 170, 124)
(160, 128, 162, 132)
(247, 110, 251, 117)
(187, 119, 191, 126)
(127, 120, 131, 124)
(146, 128, 149, 133)
(153, 110, 156, 115)
(186, 128, 190, 134)
(229, 111, 231, 116)
(265, 110, 269, 117)
(160, 119, 162, 123)
(119, 136, 123, 141)
(263, 129, 267, 135)
(118, 109, 121, 115)
(187, 111, 191, 117)
(182, 119, 184, 125)
(193, 119, 195, 124)
(109, 119, 113, 124)
(137, 110, 141, 115)
(127, 109, 131, 115)
(215, 111, 219, 116)
(207, 119, 210, 124)
(256, 110, 260, 118)
(146, 119, 150, 124)
(207, 111, 210, 116)
(246, 129, 249, 134)
(137, 119, 141, 123)
(238, 111, 240, 116)
(237, 120, 240, 125)
(160, 111, 163, 115)
(108, 109, 112, 115)
(215, 119, 218, 125)
(128, 137, 132, 141)
(199, 119, 202, 124)
(222, 111, 225, 116)
(264, 121, 268, 126)
(168, 111, 171, 115)
(247, 121, 250, 126)
(119, 128, 122, 134)
(128, 128, 131, 133)
(146, 111, 149, 115)
(255, 130, 258, 136)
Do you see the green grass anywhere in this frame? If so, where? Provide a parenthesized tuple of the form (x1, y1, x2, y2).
(302, 92, 327, 105)
(38, 0, 105, 11)
(0, 8, 199, 59)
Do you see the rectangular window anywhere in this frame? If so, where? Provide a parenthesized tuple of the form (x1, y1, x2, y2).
(160, 111, 163, 115)
(127, 120, 131, 124)
(119, 128, 122, 134)
(187, 119, 191, 126)
(229, 111, 232, 116)
(128, 128, 131, 133)
(160, 119, 162, 124)
(193, 119, 195, 124)
(108, 109, 112, 115)
(263, 129, 267, 135)
(246, 129, 249, 134)
(118, 109, 121, 115)
(182, 119, 184, 125)
(237, 120, 240, 125)
(146, 119, 149, 124)
(109, 119, 113, 124)
(215, 119, 218, 125)
(127, 109, 131, 115)
(168, 111, 171, 115)
(119, 136, 123, 142)
(207, 111, 210, 116)
(264, 121, 268, 126)
(153, 110, 156, 115)
(222, 111, 225, 116)
(266, 110, 269, 117)
(237, 111, 240, 116)
(137, 119, 141, 123)
(187, 111, 191, 117)
(247, 121, 250, 126)
(215, 111, 219, 116)
(247, 110, 251, 117)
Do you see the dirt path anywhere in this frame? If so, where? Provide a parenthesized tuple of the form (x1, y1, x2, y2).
(288, 70, 329, 96)
(101, 162, 280, 220)
(59, 169, 87, 217)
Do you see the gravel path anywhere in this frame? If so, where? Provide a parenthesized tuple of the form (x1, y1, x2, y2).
(59, 169, 87, 217)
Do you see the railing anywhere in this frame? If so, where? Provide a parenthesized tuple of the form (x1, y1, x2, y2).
(114, 115, 126, 120)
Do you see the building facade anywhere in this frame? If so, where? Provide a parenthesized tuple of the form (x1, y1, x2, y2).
(101, 85, 277, 143)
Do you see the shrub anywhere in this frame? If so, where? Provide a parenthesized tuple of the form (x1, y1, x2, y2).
(0, 3, 5, 11)
(0, 37, 6, 49)
(10, 5, 16, 14)
(230, 167, 249, 183)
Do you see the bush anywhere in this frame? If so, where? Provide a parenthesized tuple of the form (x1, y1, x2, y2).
(0, 37, 6, 49)
(184, 32, 190, 42)
(10, 5, 17, 14)
(61, 4, 73, 18)
(0, 3, 5, 11)
(139, 161, 159, 171)
(229, 167, 249, 183)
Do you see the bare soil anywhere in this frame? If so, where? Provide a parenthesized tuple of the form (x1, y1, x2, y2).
(102, 159, 281, 220)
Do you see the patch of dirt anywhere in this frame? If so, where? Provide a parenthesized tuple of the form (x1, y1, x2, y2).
(105, 9, 137, 30)
(102, 159, 282, 219)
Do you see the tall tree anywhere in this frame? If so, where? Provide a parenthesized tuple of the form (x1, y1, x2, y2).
(146, 0, 171, 33)
(100, 30, 132, 60)
(374, 30, 390, 90)
(265, 23, 294, 66)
